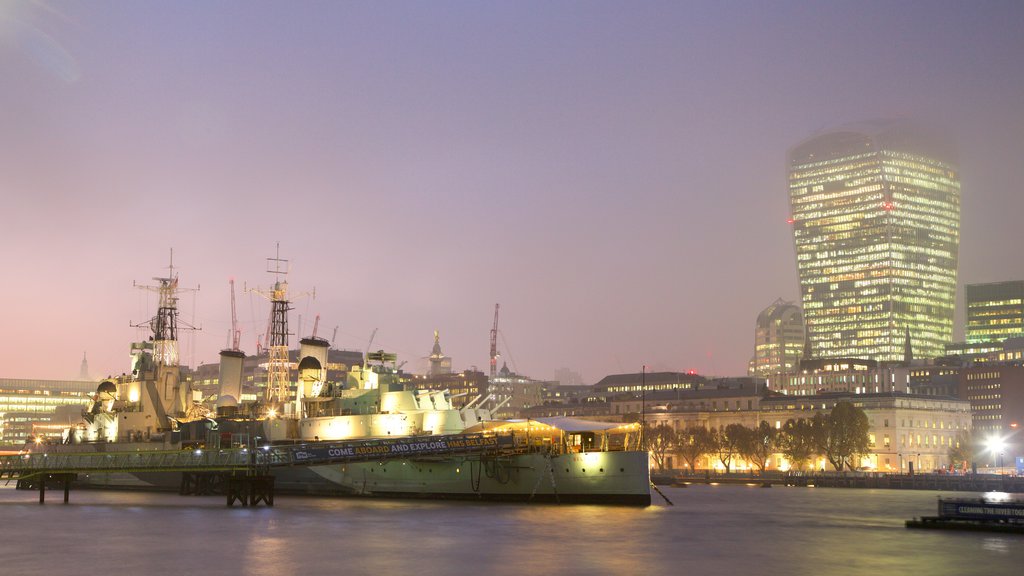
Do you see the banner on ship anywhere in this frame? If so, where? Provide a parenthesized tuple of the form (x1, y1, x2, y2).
(289, 434, 510, 463)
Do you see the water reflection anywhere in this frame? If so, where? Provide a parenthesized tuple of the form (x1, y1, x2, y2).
(1, 485, 1022, 576)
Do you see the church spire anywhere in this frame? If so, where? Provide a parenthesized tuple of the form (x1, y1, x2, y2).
(78, 352, 91, 381)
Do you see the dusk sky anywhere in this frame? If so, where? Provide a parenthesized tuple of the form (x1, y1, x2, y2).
(3, 1, 1023, 383)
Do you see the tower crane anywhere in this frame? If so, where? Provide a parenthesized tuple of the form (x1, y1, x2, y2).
(229, 278, 241, 351)
(490, 303, 500, 379)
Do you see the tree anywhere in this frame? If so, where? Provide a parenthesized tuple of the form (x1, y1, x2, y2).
(740, 421, 777, 473)
(715, 424, 747, 473)
(814, 402, 870, 471)
(644, 423, 677, 471)
(779, 418, 817, 471)
(948, 429, 977, 471)
(676, 424, 715, 472)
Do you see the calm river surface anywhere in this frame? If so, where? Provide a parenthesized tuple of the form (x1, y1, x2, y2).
(2, 484, 1021, 575)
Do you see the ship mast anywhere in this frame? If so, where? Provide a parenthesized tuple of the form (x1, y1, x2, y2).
(132, 249, 197, 367)
(249, 244, 313, 410)
(131, 249, 198, 420)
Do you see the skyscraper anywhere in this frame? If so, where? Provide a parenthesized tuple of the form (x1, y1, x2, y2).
(966, 281, 1024, 344)
(788, 121, 960, 362)
(748, 298, 805, 377)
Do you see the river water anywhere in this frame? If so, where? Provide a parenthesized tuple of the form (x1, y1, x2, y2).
(1, 484, 1020, 575)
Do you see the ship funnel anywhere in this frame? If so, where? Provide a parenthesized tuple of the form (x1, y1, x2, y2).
(217, 349, 245, 416)
(298, 337, 329, 398)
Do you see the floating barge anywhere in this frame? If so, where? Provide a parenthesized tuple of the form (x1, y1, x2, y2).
(906, 496, 1024, 534)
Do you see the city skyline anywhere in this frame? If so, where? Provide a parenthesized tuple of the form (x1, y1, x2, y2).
(3, 2, 1024, 382)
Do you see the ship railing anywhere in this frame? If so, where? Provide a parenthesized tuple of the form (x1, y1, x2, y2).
(0, 432, 532, 477)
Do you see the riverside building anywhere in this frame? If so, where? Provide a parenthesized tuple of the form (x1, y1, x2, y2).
(788, 121, 960, 362)
(637, 389, 970, 472)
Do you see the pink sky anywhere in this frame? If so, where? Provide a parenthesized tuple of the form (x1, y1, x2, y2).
(3, 1, 1024, 383)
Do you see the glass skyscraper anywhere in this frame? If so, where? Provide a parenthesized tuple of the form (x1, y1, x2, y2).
(788, 122, 960, 362)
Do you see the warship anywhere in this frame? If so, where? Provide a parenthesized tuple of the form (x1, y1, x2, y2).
(45, 254, 651, 505)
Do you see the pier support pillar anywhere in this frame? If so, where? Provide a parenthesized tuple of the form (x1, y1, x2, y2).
(227, 474, 274, 507)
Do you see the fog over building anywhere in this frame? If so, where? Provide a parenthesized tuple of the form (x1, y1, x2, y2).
(788, 121, 960, 362)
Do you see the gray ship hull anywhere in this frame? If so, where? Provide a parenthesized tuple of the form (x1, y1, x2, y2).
(71, 450, 651, 505)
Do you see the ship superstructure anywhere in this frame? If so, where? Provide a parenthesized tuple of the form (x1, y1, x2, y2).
(67, 254, 203, 443)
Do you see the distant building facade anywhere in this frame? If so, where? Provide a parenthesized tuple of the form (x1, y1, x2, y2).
(403, 370, 490, 410)
(958, 364, 1024, 435)
(488, 363, 545, 419)
(766, 358, 910, 396)
(593, 371, 705, 396)
(553, 367, 585, 387)
(966, 281, 1024, 344)
(788, 121, 960, 362)
(749, 299, 805, 377)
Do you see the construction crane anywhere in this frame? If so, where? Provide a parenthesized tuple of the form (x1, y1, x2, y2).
(229, 279, 241, 351)
(363, 327, 378, 367)
(311, 314, 320, 339)
(490, 303, 500, 379)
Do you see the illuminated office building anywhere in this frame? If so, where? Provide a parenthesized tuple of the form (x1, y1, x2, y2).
(966, 281, 1024, 344)
(0, 378, 95, 445)
(749, 298, 805, 377)
(788, 122, 960, 361)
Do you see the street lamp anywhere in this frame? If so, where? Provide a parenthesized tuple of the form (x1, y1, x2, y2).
(986, 435, 1006, 470)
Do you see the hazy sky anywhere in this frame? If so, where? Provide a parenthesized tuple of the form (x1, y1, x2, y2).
(3, 1, 1023, 382)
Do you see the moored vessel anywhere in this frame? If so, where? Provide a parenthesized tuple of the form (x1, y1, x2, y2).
(36, 255, 651, 505)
